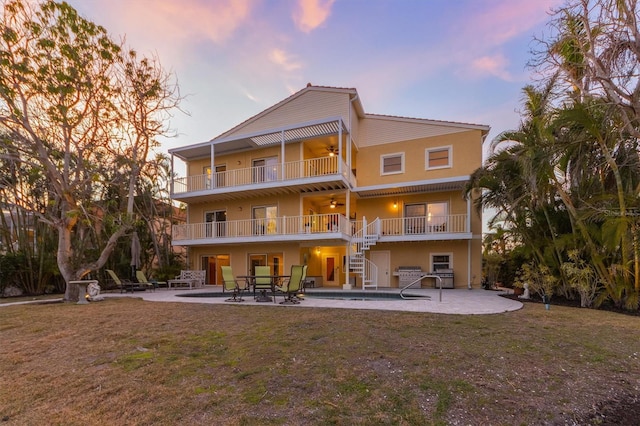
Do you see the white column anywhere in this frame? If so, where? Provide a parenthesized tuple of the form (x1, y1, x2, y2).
(281, 130, 285, 180)
(338, 120, 343, 175)
(210, 144, 215, 188)
(467, 240, 472, 289)
(466, 195, 471, 233)
(170, 153, 175, 194)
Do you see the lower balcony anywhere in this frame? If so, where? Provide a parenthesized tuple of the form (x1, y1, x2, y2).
(378, 214, 470, 241)
(172, 214, 350, 246)
(172, 214, 470, 246)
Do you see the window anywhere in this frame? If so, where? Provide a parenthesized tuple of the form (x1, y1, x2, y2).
(381, 153, 404, 175)
(426, 146, 451, 169)
(431, 254, 452, 271)
(404, 203, 426, 234)
(248, 253, 283, 276)
(404, 202, 448, 234)
(427, 202, 448, 232)
(252, 205, 278, 235)
(203, 165, 226, 188)
(205, 210, 226, 237)
(215, 164, 226, 187)
(253, 156, 278, 182)
(203, 166, 211, 189)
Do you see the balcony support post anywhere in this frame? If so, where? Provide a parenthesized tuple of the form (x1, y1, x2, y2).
(281, 130, 285, 181)
(170, 153, 174, 194)
(210, 144, 215, 188)
(338, 120, 343, 176)
(466, 196, 471, 233)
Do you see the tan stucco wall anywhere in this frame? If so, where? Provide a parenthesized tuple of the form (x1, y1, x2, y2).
(188, 193, 302, 224)
(353, 129, 483, 186)
(370, 240, 481, 289)
(354, 192, 470, 221)
(188, 243, 303, 276)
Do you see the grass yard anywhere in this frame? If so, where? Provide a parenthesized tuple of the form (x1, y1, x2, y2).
(1, 297, 639, 425)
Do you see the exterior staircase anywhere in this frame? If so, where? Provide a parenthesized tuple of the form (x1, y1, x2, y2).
(349, 217, 380, 289)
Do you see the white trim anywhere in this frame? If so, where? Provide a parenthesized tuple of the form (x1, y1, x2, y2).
(467, 240, 472, 289)
(430, 252, 453, 272)
(380, 152, 405, 176)
(363, 113, 490, 132)
(425, 145, 452, 170)
(354, 175, 470, 193)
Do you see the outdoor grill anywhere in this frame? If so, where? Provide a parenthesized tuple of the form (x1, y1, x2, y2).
(432, 268, 454, 288)
(397, 266, 425, 288)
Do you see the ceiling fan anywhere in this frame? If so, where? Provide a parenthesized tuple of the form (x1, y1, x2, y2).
(327, 146, 338, 156)
(327, 198, 345, 209)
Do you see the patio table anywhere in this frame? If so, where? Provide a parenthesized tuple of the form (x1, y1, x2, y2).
(238, 275, 289, 302)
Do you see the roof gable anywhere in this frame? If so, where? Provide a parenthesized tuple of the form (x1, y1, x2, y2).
(213, 85, 360, 141)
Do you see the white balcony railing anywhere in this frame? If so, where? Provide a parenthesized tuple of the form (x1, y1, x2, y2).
(379, 214, 468, 236)
(173, 213, 348, 241)
(173, 156, 344, 194)
(173, 214, 468, 242)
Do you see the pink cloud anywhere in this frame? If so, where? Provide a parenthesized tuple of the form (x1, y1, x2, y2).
(441, 0, 564, 82)
(121, 0, 252, 45)
(293, 0, 335, 33)
(461, 0, 564, 47)
(470, 54, 512, 81)
(269, 48, 303, 71)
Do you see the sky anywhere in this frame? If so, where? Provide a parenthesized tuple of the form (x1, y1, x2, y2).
(67, 0, 565, 158)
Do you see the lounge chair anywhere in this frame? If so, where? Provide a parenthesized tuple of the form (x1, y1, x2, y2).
(276, 265, 306, 304)
(106, 269, 138, 293)
(135, 270, 163, 291)
(299, 264, 308, 294)
(253, 265, 275, 302)
(221, 266, 246, 302)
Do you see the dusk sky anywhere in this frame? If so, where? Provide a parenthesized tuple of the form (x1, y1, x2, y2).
(67, 0, 564, 158)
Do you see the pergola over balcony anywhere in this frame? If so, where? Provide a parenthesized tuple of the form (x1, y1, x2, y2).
(169, 117, 354, 201)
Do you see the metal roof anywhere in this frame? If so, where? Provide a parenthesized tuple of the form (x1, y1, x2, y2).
(353, 176, 469, 198)
(169, 117, 347, 161)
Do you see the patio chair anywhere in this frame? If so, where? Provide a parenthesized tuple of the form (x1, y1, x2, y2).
(106, 269, 137, 293)
(135, 270, 163, 291)
(276, 265, 306, 304)
(253, 265, 275, 302)
(300, 264, 308, 294)
(221, 266, 246, 302)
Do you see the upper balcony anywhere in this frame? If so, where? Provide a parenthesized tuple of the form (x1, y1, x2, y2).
(171, 156, 355, 203)
(169, 117, 355, 202)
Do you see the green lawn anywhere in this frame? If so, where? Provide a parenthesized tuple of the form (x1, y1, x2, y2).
(0, 298, 638, 425)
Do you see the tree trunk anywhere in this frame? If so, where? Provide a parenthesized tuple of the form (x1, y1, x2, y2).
(59, 224, 78, 302)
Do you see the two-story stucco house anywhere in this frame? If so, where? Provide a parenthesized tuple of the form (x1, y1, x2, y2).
(169, 85, 489, 290)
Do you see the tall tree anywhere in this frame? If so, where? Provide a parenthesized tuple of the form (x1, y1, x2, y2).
(0, 0, 179, 300)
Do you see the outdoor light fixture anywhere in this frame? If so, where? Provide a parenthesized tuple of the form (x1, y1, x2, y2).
(393, 200, 398, 209)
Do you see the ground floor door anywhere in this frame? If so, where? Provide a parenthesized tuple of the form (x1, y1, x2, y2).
(370, 251, 391, 287)
(322, 253, 339, 287)
(201, 254, 229, 285)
